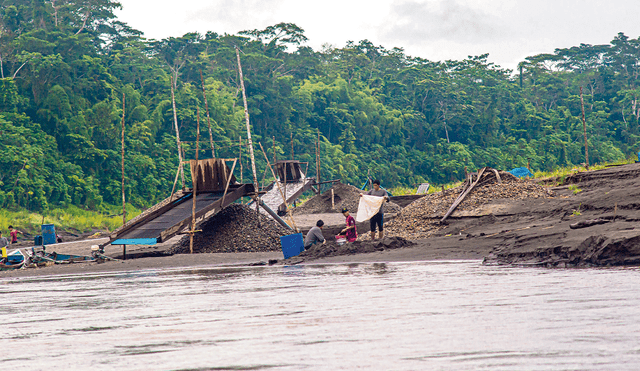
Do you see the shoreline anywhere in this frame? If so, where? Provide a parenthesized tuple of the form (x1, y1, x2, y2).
(0, 238, 489, 279)
(4, 162, 640, 278)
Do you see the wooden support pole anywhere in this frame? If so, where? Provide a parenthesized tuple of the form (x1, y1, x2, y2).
(170, 76, 185, 188)
(121, 92, 126, 227)
(580, 87, 590, 169)
(169, 163, 181, 202)
(122, 245, 126, 260)
(221, 159, 237, 206)
(190, 108, 201, 254)
(200, 70, 216, 158)
(316, 129, 321, 187)
(290, 132, 294, 160)
(259, 142, 299, 232)
(273, 136, 277, 165)
(239, 136, 243, 183)
(236, 47, 259, 191)
(331, 189, 335, 210)
(236, 46, 260, 225)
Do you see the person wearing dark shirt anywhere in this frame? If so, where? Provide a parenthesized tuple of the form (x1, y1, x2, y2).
(338, 207, 358, 242)
(360, 179, 389, 240)
(304, 220, 326, 249)
(0, 231, 8, 249)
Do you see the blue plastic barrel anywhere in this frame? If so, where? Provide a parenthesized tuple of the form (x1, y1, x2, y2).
(34, 235, 43, 246)
(280, 233, 304, 259)
(41, 224, 57, 245)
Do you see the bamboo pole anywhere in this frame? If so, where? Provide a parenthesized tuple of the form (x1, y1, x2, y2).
(239, 136, 243, 182)
(169, 163, 181, 202)
(580, 87, 590, 169)
(259, 142, 298, 232)
(236, 47, 259, 194)
(121, 92, 126, 227)
(315, 129, 321, 188)
(190, 108, 201, 254)
(273, 136, 277, 164)
(236, 46, 260, 225)
(331, 189, 335, 210)
(170, 76, 185, 188)
(221, 159, 237, 206)
(290, 132, 294, 160)
(121, 93, 127, 260)
(200, 70, 216, 158)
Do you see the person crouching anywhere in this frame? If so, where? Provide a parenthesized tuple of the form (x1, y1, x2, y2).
(338, 207, 358, 242)
(304, 220, 326, 250)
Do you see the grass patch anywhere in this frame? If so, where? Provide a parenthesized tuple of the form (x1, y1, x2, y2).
(388, 181, 463, 196)
(534, 157, 635, 185)
(568, 184, 582, 194)
(0, 204, 141, 237)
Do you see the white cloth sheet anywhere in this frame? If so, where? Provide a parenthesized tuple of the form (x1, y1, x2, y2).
(356, 195, 385, 222)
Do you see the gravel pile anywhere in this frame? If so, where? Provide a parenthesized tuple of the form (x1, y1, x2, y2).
(284, 237, 414, 264)
(170, 204, 290, 254)
(294, 182, 402, 214)
(386, 171, 553, 239)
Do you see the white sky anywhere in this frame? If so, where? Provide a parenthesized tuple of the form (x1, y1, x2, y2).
(116, 0, 640, 71)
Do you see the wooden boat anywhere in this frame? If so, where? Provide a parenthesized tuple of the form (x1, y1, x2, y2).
(28, 248, 95, 265)
(0, 249, 26, 270)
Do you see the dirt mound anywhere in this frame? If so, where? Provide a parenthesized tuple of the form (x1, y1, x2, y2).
(386, 171, 553, 239)
(284, 237, 414, 264)
(483, 232, 640, 267)
(170, 204, 289, 254)
(294, 182, 402, 215)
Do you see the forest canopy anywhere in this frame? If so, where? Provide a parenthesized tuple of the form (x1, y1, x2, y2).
(1, 0, 638, 212)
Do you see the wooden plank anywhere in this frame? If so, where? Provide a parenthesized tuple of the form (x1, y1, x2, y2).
(440, 167, 487, 223)
(109, 192, 191, 239)
(158, 184, 253, 242)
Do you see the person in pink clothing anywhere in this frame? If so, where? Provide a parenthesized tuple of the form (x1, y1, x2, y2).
(8, 226, 22, 244)
(339, 207, 358, 242)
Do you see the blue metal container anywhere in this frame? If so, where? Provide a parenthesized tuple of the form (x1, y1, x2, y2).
(41, 224, 57, 245)
(280, 233, 304, 259)
(34, 235, 43, 246)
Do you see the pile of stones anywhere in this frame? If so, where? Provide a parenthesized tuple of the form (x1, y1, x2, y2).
(170, 204, 290, 254)
(386, 171, 553, 239)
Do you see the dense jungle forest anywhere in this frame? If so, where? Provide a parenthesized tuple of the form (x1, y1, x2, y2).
(1, 0, 640, 213)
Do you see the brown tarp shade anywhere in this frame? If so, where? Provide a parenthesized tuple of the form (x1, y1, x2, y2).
(190, 159, 237, 192)
(274, 160, 303, 183)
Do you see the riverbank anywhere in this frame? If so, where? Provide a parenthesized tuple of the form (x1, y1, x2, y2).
(0, 235, 490, 278)
(2, 162, 639, 278)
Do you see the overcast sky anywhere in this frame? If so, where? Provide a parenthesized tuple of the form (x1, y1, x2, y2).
(116, 0, 640, 71)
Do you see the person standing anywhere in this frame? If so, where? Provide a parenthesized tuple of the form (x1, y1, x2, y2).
(360, 179, 389, 240)
(304, 220, 326, 249)
(339, 207, 358, 242)
(8, 226, 22, 244)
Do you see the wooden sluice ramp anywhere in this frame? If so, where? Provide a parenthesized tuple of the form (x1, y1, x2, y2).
(106, 183, 255, 246)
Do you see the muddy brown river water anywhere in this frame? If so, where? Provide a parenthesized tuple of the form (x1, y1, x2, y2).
(1, 261, 640, 370)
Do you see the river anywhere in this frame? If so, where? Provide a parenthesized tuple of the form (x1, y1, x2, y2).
(1, 261, 639, 370)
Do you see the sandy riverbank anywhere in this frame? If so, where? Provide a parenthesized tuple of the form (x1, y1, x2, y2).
(3, 162, 639, 278)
